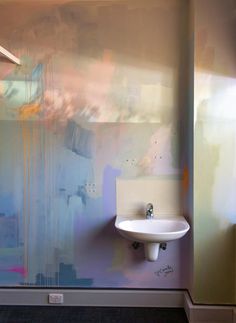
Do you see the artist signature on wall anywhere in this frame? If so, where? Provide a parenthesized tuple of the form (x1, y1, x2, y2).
(155, 265, 174, 277)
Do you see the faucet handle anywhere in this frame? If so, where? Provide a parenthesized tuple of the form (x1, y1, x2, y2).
(146, 203, 154, 219)
(146, 203, 153, 211)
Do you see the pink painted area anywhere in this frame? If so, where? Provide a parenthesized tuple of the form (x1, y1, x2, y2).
(0, 64, 15, 79)
(42, 49, 116, 126)
(1, 266, 28, 277)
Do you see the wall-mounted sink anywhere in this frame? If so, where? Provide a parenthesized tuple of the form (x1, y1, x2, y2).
(115, 216, 190, 261)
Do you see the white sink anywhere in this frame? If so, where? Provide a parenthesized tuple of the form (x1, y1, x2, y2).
(115, 216, 190, 261)
(115, 217, 190, 243)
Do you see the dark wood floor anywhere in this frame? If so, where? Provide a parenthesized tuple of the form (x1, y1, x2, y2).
(0, 306, 189, 323)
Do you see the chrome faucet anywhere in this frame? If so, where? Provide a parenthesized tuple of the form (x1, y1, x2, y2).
(146, 203, 154, 219)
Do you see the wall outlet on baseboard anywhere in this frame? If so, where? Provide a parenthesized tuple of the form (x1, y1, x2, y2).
(48, 293, 64, 304)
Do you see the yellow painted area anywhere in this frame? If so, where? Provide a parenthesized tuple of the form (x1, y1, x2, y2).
(19, 103, 41, 119)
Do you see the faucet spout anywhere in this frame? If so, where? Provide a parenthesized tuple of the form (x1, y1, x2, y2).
(146, 203, 154, 219)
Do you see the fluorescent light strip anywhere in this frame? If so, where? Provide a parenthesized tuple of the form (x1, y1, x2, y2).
(0, 45, 21, 65)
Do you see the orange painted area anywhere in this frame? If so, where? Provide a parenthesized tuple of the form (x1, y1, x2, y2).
(196, 29, 208, 52)
(196, 29, 215, 70)
(103, 49, 113, 63)
(182, 165, 189, 195)
(19, 103, 41, 119)
(21, 122, 32, 282)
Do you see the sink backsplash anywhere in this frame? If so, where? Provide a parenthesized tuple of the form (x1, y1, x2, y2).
(116, 177, 182, 217)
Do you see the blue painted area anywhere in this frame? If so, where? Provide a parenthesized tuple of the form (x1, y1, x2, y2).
(0, 271, 22, 285)
(0, 253, 23, 285)
(0, 216, 19, 248)
(64, 121, 94, 159)
(31, 263, 93, 287)
(2, 63, 44, 114)
(0, 193, 16, 216)
(0, 121, 172, 288)
(31, 64, 43, 81)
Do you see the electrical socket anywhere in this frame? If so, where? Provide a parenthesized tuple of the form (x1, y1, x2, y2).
(48, 293, 64, 304)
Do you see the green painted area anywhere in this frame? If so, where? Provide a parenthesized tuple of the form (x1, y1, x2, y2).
(0, 248, 23, 257)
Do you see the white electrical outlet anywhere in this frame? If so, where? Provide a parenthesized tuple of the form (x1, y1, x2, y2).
(48, 293, 64, 304)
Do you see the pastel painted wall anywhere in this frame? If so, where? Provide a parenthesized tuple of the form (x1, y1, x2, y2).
(182, 0, 194, 295)
(235, 225, 236, 303)
(193, 0, 236, 304)
(0, 1, 190, 288)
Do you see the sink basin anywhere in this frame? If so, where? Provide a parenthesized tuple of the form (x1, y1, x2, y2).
(115, 216, 190, 261)
(115, 217, 190, 243)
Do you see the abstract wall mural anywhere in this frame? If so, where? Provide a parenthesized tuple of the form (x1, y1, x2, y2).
(0, 0, 188, 288)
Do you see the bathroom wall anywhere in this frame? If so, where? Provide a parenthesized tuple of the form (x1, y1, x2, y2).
(235, 225, 236, 303)
(182, 0, 194, 295)
(0, 0, 189, 288)
(193, 0, 236, 304)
